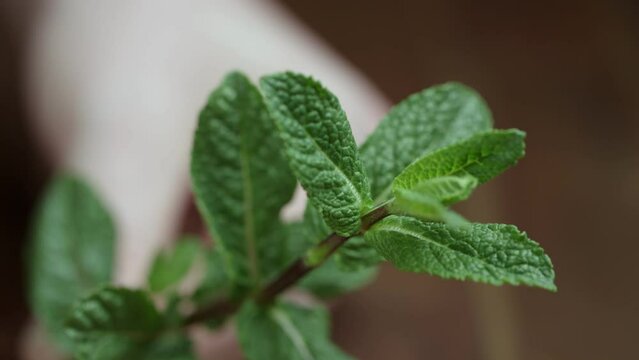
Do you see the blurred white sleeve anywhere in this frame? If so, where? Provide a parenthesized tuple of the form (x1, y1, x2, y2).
(26, 0, 389, 286)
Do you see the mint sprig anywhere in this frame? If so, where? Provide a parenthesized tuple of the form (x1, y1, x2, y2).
(27, 70, 556, 360)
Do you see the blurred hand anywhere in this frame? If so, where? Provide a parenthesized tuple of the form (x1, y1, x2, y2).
(23, 0, 388, 358)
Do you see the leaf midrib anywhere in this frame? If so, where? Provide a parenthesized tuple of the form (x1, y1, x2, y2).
(294, 114, 364, 209)
(271, 308, 314, 360)
(240, 113, 260, 285)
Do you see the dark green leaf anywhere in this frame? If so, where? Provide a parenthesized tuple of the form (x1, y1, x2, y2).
(65, 287, 163, 359)
(191, 71, 296, 292)
(237, 301, 352, 360)
(29, 174, 115, 349)
(365, 216, 556, 291)
(261, 72, 372, 236)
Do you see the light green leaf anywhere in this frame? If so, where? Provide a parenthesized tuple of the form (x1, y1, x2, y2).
(29, 174, 115, 349)
(360, 82, 493, 203)
(191, 71, 296, 292)
(393, 129, 526, 191)
(391, 189, 468, 227)
(260, 72, 372, 236)
(237, 301, 352, 360)
(148, 236, 200, 293)
(365, 216, 556, 291)
(299, 257, 378, 298)
(65, 287, 163, 359)
(398, 175, 478, 205)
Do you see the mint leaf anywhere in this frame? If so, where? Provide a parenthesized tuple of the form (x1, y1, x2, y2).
(71, 333, 195, 360)
(365, 216, 556, 291)
(390, 175, 477, 226)
(192, 247, 231, 306)
(237, 301, 352, 360)
(299, 257, 377, 298)
(261, 72, 372, 236)
(360, 82, 493, 203)
(331, 83, 492, 269)
(397, 175, 478, 205)
(391, 190, 468, 227)
(393, 129, 526, 191)
(29, 174, 115, 349)
(191, 71, 296, 292)
(65, 287, 163, 359)
(148, 236, 200, 293)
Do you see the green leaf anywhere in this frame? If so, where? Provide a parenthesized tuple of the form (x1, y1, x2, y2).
(65, 287, 163, 359)
(360, 82, 493, 203)
(28, 174, 115, 349)
(260, 71, 372, 236)
(299, 257, 377, 298)
(392, 129, 526, 191)
(65, 287, 195, 359)
(71, 332, 196, 360)
(191, 71, 296, 292)
(148, 236, 200, 293)
(397, 175, 478, 205)
(333, 83, 492, 269)
(237, 301, 352, 360)
(365, 215, 556, 291)
(391, 189, 468, 227)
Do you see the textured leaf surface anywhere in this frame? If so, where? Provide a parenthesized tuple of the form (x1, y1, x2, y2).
(148, 236, 200, 293)
(65, 287, 163, 359)
(69, 333, 196, 360)
(393, 129, 526, 191)
(360, 82, 493, 202)
(191, 72, 296, 291)
(29, 175, 115, 348)
(365, 216, 556, 290)
(391, 190, 468, 227)
(261, 72, 371, 236)
(237, 301, 352, 360)
(299, 257, 377, 298)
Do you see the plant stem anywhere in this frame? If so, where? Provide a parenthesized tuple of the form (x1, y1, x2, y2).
(182, 204, 390, 327)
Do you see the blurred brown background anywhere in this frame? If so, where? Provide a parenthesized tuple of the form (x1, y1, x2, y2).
(2, 0, 638, 359)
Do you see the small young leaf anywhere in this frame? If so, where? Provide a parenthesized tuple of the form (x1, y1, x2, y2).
(236, 301, 352, 360)
(29, 174, 115, 349)
(391, 189, 468, 228)
(148, 236, 200, 293)
(365, 215, 556, 291)
(399, 175, 478, 205)
(299, 257, 378, 298)
(360, 82, 493, 202)
(261, 72, 372, 236)
(393, 129, 526, 191)
(191, 71, 296, 292)
(65, 287, 163, 359)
